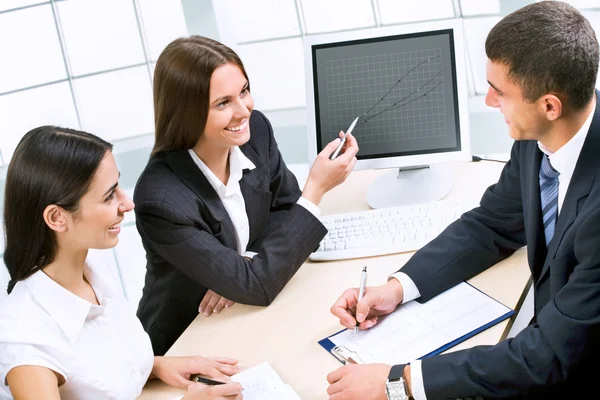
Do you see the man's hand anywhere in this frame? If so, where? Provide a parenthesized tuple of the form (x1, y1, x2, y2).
(330, 279, 404, 330)
(199, 290, 235, 316)
(326, 363, 391, 400)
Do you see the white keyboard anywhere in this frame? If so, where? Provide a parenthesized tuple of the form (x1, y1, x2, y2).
(310, 199, 478, 261)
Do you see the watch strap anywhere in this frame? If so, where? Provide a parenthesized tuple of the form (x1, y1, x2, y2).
(388, 364, 407, 381)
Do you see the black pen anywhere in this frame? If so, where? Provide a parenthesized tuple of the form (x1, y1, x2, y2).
(192, 375, 226, 385)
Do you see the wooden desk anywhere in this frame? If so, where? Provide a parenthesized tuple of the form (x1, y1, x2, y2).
(138, 161, 530, 400)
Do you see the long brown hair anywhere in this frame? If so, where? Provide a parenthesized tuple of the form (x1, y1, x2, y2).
(152, 36, 250, 155)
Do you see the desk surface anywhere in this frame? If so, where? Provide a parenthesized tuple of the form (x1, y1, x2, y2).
(138, 161, 530, 400)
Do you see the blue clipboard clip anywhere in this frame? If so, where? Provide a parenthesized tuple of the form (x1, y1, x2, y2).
(331, 345, 366, 365)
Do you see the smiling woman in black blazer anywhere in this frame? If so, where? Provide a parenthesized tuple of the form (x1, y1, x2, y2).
(134, 36, 359, 355)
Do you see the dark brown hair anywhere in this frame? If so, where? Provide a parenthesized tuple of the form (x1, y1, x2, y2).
(485, 1, 599, 110)
(3, 126, 112, 294)
(152, 36, 250, 154)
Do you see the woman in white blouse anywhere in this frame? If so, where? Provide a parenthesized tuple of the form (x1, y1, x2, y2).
(0, 126, 243, 400)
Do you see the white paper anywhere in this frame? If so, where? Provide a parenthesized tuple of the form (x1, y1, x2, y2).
(230, 362, 300, 400)
(330, 282, 512, 365)
(171, 362, 299, 400)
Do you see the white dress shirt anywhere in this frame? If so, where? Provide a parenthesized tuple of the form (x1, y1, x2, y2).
(188, 146, 320, 258)
(390, 100, 595, 400)
(0, 263, 154, 400)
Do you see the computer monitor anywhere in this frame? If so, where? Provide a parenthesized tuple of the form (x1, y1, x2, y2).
(304, 19, 471, 209)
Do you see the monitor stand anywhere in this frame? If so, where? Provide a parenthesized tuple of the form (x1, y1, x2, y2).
(366, 164, 454, 209)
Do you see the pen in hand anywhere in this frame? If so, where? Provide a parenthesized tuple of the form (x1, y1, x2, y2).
(354, 266, 368, 335)
(191, 375, 226, 385)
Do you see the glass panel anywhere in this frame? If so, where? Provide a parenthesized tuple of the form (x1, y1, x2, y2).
(0, 82, 79, 163)
(138, 0, 188, 61)
(113, 226, 147, 306)
(57, 0, 145, 76)
(237, 38, 306, 110)
(0, 5, 67, 93)
(463, 17, 501, 95)
(459, 0, 500, 16)
(378, 0, 455, 24)
(216, 0, 300, 43)
(0, 0, 46, 12)
(561, 0, 600, 10)
(73, 66, 154, 141)
(301, 0, 375, 34)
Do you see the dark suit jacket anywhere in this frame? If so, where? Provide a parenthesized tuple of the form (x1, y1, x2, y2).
(400, 91, 600, 399)
(133, 110, 327, 355)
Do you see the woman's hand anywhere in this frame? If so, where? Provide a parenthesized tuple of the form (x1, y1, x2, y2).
(199, 290, 235, 316)
(302, 132, 359, 205)
(183, 381, 243, 399)
(152, 356, 241, 389)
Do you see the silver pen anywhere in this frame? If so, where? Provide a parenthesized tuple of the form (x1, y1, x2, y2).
(330, 116, 359, 160)
(354, 266, 368, 335)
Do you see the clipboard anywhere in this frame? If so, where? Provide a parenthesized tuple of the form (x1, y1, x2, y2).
(319, 282, 515, 365)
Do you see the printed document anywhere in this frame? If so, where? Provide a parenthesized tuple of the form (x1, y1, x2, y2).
(329, 282, 512, 365)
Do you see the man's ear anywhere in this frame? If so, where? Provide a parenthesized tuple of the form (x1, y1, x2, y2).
(540, 94, 562, 121)
(43, 205, 69, 233)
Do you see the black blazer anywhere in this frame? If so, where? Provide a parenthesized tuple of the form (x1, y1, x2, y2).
(399, 92, 600, 399)
(133, 110, 327, 355)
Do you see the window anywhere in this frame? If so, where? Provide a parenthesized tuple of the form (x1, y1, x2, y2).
(459, 0, 500, 16)
(73, 66, 153, 141)
(463, 17, 501, 95)
(237, 38, 306, 110)
(217, 0, 300, 43)
(301, 0, 375, 34)
(138, 0, 189, 61)
(57, 0, 145, 76)
(0, 82, 79, 162)
(0, 4, 66, 93)
(377, 0, 455, 24)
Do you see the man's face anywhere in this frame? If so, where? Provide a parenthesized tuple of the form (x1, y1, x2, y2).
(485, 60, 550, 141)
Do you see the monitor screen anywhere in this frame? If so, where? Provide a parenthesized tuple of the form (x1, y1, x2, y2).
(303, 19, 471, 208)
(304, 19, 470, 172)
(312, 29, 460, 159)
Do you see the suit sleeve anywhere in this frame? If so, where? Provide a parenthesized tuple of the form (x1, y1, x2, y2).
(247, 112, 324, 254)
(420, 199, 600, 398)
(400, 142, 527, 301)
(134, 115, 327, 307)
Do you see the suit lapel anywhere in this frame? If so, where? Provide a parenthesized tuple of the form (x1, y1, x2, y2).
(238, 143, 271, 242)
(165, 150, 237, 248)
(538, 91, 600, 279)
(525, 145, 548, 280)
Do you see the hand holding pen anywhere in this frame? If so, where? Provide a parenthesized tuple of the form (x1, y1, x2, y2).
(354, 266, 368, 335)
(330, 276, 405, 331)
(184, 379, 242, 400)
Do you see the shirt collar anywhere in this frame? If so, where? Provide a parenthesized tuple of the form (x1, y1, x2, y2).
(24, 263, 113, 345)
(188, 146, 256, 196)
(537, 98, 596, 174)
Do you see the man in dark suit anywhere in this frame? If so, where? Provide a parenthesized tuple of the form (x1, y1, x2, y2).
(328, 2, 600, 399)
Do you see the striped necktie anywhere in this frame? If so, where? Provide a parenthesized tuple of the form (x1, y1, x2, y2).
(539, 154, 560, 246)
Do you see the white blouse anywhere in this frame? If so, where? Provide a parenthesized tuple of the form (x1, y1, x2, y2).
(0, 263, 154, 399)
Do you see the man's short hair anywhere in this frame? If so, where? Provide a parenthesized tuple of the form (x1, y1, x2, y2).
(485, 1, 599, 110)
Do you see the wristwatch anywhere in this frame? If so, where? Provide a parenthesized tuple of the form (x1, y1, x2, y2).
(386, 364, 413, 400)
